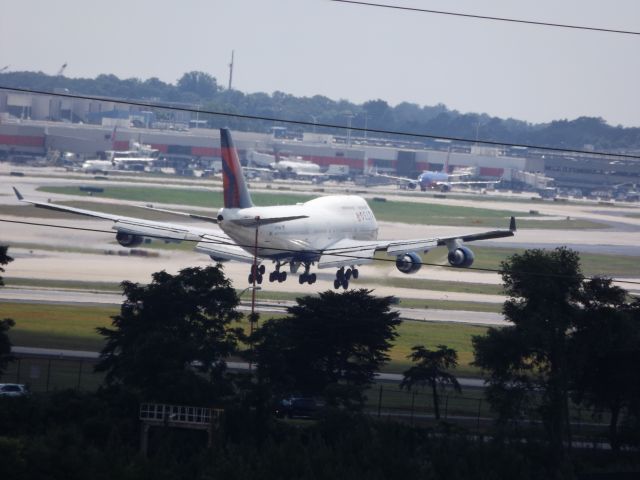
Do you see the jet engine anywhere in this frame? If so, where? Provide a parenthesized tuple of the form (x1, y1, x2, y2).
(116, 231, 144, 247)
(447, 246, 475, 268)
(395, 252, 422, 274)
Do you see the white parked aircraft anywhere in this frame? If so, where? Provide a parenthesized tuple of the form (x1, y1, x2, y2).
(14, 129, 516, 289)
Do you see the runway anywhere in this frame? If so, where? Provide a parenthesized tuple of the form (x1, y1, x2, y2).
(0, 286, 508, 326)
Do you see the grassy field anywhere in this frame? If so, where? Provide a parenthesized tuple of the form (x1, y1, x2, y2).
(2, 301, 486, 376)
(36, 185, 606, 229)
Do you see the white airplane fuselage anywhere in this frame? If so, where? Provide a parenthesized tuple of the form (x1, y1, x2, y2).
(217, 195, 378, 261)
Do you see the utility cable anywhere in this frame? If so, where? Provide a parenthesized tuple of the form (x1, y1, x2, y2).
(1, 86, 638, 160)
(2, 217, 640, 286)
(329, 1, 640, 36)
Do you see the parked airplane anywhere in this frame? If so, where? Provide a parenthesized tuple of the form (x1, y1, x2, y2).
(14, 129, 516, 289)
(373, 151, 497, 192)
(81, 128, 159, 173)
(246, 149, 322, 179)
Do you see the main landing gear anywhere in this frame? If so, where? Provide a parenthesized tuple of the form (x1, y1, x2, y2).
(298, 263, 317, 285)
(333, 266, 359, 290)
(268, 262, 287, 283)
(248, 264, 266, 284)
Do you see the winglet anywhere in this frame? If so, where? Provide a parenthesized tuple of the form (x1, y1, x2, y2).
(12, 187, 24, 201)
(220, 128, 254, 209)
(509, 216, 517, 232)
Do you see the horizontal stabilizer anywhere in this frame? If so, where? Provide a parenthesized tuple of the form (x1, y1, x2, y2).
(230, 215, 308, 227)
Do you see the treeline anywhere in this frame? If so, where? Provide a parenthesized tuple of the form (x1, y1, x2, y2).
(2, 70, 640, 151)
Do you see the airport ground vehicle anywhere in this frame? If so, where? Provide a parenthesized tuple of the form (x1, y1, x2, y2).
(274, 396, 325, 419)
(0, 383, 28, 397)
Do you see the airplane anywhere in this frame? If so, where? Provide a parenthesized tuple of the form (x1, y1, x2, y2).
(13, 128, 516, 289)
(81, 128, 160, 173)
(246, 149, 322, 180)
(373, 151, 498, 192)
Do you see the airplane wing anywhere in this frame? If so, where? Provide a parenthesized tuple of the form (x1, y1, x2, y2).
(371, 171, 416, 186)
(435, 180, 499, 187)
(317, 217, 516, 269)
(12, 187, 261, 263)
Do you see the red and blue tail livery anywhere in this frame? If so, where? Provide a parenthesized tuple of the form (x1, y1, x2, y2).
(220, 128, 253, 209)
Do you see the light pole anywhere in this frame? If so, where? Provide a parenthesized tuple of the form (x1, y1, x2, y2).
(345, 112, 354, 147)
(248, 216, 260, 371)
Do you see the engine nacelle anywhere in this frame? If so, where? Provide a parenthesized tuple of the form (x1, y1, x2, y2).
(447, 246, 475, 268)
(116, 231, 144, 247)
(395, 252, 422, 274)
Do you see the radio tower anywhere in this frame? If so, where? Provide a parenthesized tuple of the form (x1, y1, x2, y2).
(228, 50, 234, 90)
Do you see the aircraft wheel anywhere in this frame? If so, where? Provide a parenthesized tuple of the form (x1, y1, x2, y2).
(299, 274, 306, 285)
(308, 273, 317, 284)
(352, 268, 359, 279)
(248, 274, 254, 284)
(259, 265, 266, 275)
(342, 278, 349, 290)
(345, 268, 352, 280)
(333, 279, 340, 289)
(257, 274, 263, 285)
(336, 268, 345, 281)
(279, 271, 287, 282)
(269, 272, 275, 283)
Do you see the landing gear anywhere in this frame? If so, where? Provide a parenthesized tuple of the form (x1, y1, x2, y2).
(333, 266, 359, 289)
(298, 264, 316, 285)
(268, 262, 287, 283)
(248, 264, 266, 284)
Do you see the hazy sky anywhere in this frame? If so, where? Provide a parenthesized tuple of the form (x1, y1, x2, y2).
(1, 0, 639, 126)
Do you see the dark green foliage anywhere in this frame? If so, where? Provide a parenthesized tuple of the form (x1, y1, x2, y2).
(251, 289, 401, 407)
(473, 248, 584, 457)
(95, 266, 242, 404)
(401, 345, 461, 420)
(474, 248, 640, 454)
(570, 278, 640, 450)
(0, 246, 15, 376)
(0, 245, 12, 287)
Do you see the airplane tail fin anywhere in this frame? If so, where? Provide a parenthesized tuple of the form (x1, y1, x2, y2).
(220, 128, 254, 209)
(444, 148, 451, 174)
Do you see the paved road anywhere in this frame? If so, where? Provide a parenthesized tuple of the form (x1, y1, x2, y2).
(10, 346, 487, 388)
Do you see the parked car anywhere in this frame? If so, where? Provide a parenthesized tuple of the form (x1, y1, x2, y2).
(0, 383, 29, 397)
(274, 396, 325, 419)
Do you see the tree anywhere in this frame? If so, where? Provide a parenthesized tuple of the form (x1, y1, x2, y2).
(251, 289, 401, 408)
(177, 71, 218, 99)
(570, 277, 640, 451)
(0, 246, 15, 376)
(400, 345, 461, 420)
(95, 266, 242, 404)
(0, 245, 12, 287)
(473, 247, 583, 458)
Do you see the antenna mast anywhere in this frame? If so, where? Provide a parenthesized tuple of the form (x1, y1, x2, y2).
(228, 50, 234, 90)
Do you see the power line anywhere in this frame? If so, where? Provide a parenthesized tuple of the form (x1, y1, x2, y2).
(329, 1, 640, 36)
(2, 217, 639, 286)
(1, 85, 638, 160)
